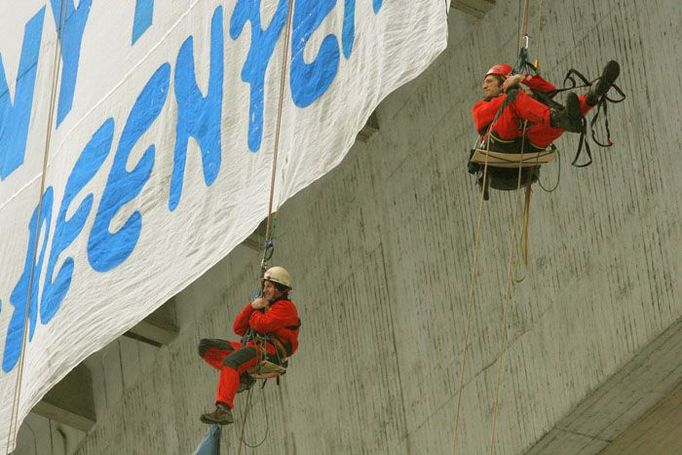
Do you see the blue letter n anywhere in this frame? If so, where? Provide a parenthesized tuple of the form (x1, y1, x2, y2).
(0, 8, 45, 181)
(169, 6, 224, 211)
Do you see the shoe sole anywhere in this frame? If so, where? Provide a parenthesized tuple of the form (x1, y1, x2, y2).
(595, 60, 620, 95)
(602, 60, 620, 85)
(200, 415, 234, 425)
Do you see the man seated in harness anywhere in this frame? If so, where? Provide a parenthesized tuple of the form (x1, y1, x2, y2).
(471, 60, 620, 190)
(198, 266, 300, 425)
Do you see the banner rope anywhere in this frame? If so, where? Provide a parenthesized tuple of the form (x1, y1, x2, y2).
(6, 1, 67, 453)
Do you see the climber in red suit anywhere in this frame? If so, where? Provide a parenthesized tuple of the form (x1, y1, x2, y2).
(472, 60, 620, 151)
(199, 266, 300, 425)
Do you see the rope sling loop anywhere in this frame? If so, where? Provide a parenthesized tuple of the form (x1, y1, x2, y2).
(237, 1, 296, 452)
(237, 385, 270, 450)
(5, 2, 67, 453)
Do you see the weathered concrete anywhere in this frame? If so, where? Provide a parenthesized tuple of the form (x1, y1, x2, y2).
(527, 315, 682, 454)
(14, 0, 682, 453)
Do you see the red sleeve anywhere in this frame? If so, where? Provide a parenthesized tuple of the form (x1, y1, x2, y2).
(248, 300, 299, 334)
(522, 74, 557, 95)
(232, 303, 255, 336)
(472, 96, 505, 134)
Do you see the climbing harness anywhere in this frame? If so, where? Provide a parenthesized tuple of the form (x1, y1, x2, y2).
(6, 2, 67, 454)
(241, 331, 289, 381)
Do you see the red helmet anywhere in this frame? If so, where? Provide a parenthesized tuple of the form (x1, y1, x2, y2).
(485, 64, 513, 79)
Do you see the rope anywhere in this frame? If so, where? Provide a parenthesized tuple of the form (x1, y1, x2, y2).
(488, 122, 530, 454)
(237, 1, 295, 451)
(537, 146, 561, 192)
(519, 0, 530, 49)
(533, 0, 544, 69)
(237, 379, 270, 452)
(5, 2, 66, 453)
(260, 0, 296, 275)
(237, 387, 254, 455)
(487, 0, 540, 449)
(453, 123, 500, 454)
(514, 184, 532, 283)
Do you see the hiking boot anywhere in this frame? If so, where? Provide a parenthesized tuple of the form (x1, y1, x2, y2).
(237, 374, 256, 393)
(587, 60, 620, 105)
(550, 92, 583, 133)
(200, 403, 234, 425)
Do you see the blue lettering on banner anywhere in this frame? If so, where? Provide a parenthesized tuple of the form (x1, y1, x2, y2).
(290, 0, 339, 108)
(3, 188, 53, 373)
(0, 8, 45, 181)
(342, 0, 356, 59)
(132, 0, 154, 44)
(87, 64, 170, 272)
(49, 0, 92, 126)
(2, 0, 387, 371)
(342, 0, 383, 59)
(40, 120, 114, 324)
(230, 0, 288, 152)
(170, 6, 224, 211)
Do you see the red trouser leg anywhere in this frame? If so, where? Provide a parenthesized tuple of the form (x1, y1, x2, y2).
(525, 94, 593, 148)
(577, 94, 592, 116)
(525, 124, 564, 149)
(216, 343, 277, 408)
(198, 339, 241, 369)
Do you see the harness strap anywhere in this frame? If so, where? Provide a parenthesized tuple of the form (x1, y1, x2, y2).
(269, 337, 290, 360)
(555, 67, 627, 167)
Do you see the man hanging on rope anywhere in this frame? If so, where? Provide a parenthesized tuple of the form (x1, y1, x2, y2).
(198, 266, 300, 425)
(470, 60, 620, 189)
(469, 60, 620, 192)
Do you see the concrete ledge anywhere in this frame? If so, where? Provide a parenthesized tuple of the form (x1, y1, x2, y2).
(451, 0, 496, 18)
(124, 300, 178, 346)
(32, 364, 95, 432)
(356, 111, 379, 143)
(526, 315, 682, 454)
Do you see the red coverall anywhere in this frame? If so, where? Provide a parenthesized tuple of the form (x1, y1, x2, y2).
(472, 74, 592, 149)
(199, 298, 300, 409)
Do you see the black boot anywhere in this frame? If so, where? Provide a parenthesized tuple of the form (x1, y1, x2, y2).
(200, 403, 234, 425)
(550, 92, 583, 133)
(587, 60, 620, 105)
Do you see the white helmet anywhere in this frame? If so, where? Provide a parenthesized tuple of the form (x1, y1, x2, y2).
(263, 266, 292, 289)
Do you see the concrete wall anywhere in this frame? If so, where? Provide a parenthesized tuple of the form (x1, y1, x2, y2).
(15, 0, 682, 453)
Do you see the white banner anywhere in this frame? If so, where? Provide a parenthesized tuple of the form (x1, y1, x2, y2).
(0, 0, 447, 448)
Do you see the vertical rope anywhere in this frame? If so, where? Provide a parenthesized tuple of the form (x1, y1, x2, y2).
(519, 0, 530, 49)
(488, 121, 530, 454)
(260, 0, 296, 275)
(453, 134, 495, 453)
(237, 388, 255, 455)
(238, 0, 295, 450)
(533, 0, 544, 69)
(5, 2, 66, 453)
